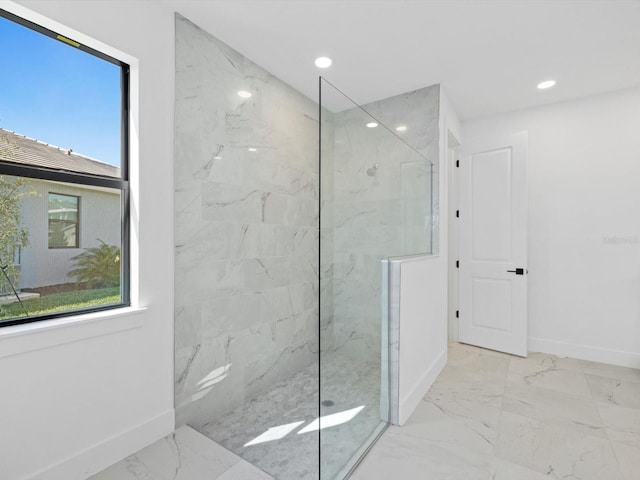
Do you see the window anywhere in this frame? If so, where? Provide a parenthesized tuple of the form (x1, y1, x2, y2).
(48, 193, 80, 248)
(0, 10, 129, 326)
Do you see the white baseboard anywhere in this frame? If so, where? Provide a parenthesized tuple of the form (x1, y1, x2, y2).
(24, 409, 175, 480)
(529, 337, 640, 369)
(398, 349, 447, 426)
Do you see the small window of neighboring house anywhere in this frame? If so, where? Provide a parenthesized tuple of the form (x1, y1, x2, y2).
(48, 193, 80, 248)
(0, 10, 130, 326)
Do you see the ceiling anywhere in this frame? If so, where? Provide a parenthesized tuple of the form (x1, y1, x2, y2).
(163, 0, 640, 120)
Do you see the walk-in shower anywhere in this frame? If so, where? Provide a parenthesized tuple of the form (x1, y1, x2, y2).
(319, 78, 437, 478)
(173, 14, 438, 479)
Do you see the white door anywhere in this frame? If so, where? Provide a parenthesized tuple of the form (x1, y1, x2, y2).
(458, 131, 528, 357)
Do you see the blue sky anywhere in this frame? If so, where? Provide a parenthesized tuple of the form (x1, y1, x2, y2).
(0, 15, 121, 167)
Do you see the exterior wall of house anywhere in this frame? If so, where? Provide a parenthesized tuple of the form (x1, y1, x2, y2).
(18, 178, 121, 289)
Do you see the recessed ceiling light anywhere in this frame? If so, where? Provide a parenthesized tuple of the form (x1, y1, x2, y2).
(238, 90, 252, 98)
(395, 125, 407, 132)
(248, 147, 257, 152)
(314, 56, 333, 68)
(366, 122, 378, 128)
(537, 80, 556, 90)
(213, 156, 222, 160)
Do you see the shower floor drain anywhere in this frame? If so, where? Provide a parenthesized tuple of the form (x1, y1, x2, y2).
(321, 400, 335, 407)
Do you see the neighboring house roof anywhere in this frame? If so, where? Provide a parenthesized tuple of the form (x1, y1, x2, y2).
(0, 127, 120, 178)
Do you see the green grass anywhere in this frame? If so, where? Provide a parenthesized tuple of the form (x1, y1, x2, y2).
(0, 287, 120, 320)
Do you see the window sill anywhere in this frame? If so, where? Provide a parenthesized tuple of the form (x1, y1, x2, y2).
(0, 306, 147, 359)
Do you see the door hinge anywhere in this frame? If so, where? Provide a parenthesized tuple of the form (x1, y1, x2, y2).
(456, 260, 459, 268)
(456, 210, 459, 218)
(456, 160, 460, 168)
(456, 310, 459, 318)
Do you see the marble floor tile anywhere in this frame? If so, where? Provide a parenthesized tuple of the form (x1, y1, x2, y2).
(392, 400, 498, 456)
(400, 416, 495, 456)
(609, 438, 640, 480)
(448, 341, 512, 361)
(445, 345, 511, 378)
(417, 394, 502, 452)
(607, 426, 640, 480)
(494, 411, 624, 480)
(92, 344, 640, 480)
(509, 351, 583, 374)
(607, 429, 640, 450)
(427, 350, 508, 413)
(502, 380, 606, 437)
(217, 460, 274, 480)
(607, 428, 640, 480)
(88, 426, 263, 480)
(426, 373, 506, 409)
(490, 457, 554, 480)
(507, 353, 591, 397)
(173, 426, 242, 468)
(349, 429, 493, 480)
(89, 457, 155, 480)
(586, 373, 640, 410)
(132, 429, 240, 480)
(353, 346, 639, 480)
(580, 360, 640, 383)
(507, 368, 592, 397)
(435, 363, 508, 390)
(597, 402, 640, 435)
(493, 411, 540, 469)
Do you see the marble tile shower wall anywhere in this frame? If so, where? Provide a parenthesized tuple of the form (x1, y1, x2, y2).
(362, 86, 440, 254)
(328, 86, 440, 359)
(174, 15, 319, 427)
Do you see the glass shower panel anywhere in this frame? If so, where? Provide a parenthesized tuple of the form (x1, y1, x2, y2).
(319, 78, 434, 479)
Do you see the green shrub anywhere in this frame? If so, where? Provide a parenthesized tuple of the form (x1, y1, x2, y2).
(68, 239, 120, 288)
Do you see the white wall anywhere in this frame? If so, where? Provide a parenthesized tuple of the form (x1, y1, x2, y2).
(0, 1, 175, 479)
(463, 87, 640, 367)
(392, 255, 447, 425)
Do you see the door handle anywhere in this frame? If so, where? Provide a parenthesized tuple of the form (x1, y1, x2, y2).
(507, 268, 525, 275)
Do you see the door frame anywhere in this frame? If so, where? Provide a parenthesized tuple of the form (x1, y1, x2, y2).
(448, 133, 529, 352)
(446, 131, 460, 343)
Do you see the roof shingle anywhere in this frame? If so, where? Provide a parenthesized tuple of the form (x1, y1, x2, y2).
(0, 128, 120, 178)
